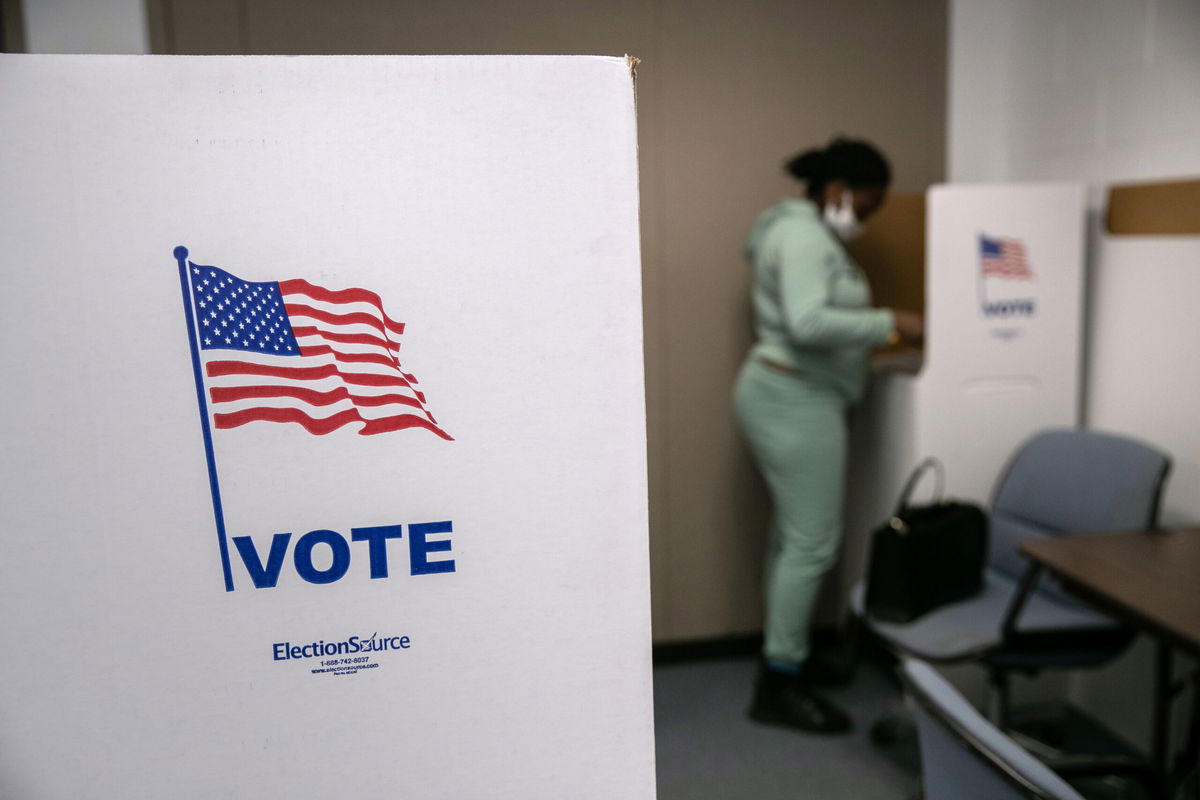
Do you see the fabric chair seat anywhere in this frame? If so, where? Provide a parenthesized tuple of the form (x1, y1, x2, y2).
(851, 569, 1116, 662)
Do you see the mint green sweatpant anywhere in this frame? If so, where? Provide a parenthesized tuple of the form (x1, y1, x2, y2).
(734, 358, 848, 669)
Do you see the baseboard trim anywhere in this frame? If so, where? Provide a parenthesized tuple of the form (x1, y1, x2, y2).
(652, 634, 762, 664)
(651, 627, 845, 665)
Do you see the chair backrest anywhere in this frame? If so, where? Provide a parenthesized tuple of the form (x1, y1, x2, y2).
(902, 659, 1087, 800)
(988, 428, 1170, 583)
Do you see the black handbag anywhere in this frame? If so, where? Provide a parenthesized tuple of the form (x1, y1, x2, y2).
(864, 458, 988, 624)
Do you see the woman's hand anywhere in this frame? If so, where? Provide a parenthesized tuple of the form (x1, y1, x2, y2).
(891, 310, 925, 345)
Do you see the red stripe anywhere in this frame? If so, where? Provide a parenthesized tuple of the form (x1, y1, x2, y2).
(982, 255, 1032, 279)
(206, 360, 418, 391)
(289, 341, 421, 394)
(279, 279, 406, 336)
(214, 406, 453, 439)
(210, 385, 424, 410)
(285, 303, 398, 342)
(358, 414, 450, 436)
(299, 343, 398, 369)
(290, 325, 399, 353)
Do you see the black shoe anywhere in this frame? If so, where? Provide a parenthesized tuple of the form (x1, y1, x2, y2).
(801, 649, 856, 687)
(747, 669, 852, 734)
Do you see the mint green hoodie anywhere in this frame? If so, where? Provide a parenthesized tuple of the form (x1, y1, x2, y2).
(744, 198, 894, 402)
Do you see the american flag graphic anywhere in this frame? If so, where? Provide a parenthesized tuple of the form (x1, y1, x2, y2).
(184, 258, 451, 439)
(979, 234, 1034, 280)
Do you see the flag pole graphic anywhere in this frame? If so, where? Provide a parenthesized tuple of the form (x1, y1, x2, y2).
(977, 233, 987, 314)
(175, 246, 235, 592)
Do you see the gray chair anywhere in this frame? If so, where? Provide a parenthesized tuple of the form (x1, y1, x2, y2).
(853, 428, 1170, 708)
(902, 658, 1088, 800)
(853, 427, 1170, 777)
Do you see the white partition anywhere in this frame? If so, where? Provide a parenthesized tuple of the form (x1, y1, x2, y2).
(915, 183, 1087, 502)
(0, 54, 652, 800)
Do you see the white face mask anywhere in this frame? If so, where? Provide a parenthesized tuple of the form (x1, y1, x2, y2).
(823, 190, 865, 242)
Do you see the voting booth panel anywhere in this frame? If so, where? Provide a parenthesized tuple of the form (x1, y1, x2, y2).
(916, 183, 1086, 503)
(840, 185, 1086, 622)
(0, 55, 654, 799)
(848, 192, 927, 321)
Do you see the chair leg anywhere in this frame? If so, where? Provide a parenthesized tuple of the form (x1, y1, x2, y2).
(843, 612, 863, 664)
(870, 710, 916, 746)
(1171, 667, 1200, 794)
(991, 667, 1158, 791)
(986, 668, 1011, 728)
(846, 612, 902, 688)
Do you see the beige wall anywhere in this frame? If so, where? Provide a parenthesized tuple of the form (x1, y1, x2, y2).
(149, 0, 947, 643)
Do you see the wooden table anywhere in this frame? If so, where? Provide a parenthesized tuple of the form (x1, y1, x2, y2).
(1020, 529, 1200, 657)
(1019, 528, 1200, 791)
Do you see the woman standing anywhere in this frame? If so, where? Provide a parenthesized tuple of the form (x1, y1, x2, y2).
(734, 137, 923, 734)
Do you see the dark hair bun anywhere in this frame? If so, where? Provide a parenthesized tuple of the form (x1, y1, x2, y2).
(785, 148, 828, 181)
(784, 136, 891, 193)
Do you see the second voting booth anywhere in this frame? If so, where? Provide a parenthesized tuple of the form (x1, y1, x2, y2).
(917, 183, 1087, 499)
(840, 183, 1087, 613)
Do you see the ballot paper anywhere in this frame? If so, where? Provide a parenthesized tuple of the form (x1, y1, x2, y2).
(0, 54, 653, 800)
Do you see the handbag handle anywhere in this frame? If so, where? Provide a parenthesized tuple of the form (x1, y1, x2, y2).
(893, 457, 946, 516)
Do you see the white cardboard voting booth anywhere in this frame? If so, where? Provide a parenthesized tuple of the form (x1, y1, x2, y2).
(914, 183, 1087, 502)
(843, 184, 1087, 613)
(0, 54, 654, 799)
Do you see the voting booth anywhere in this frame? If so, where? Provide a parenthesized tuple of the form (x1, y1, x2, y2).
(839, 184, 1087, 612)
(916, 183, 1087, 500)
(0, 55, 654, 799)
